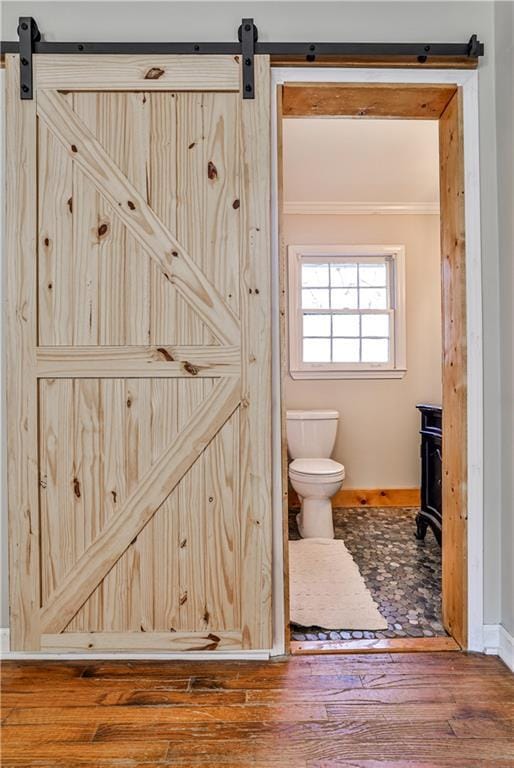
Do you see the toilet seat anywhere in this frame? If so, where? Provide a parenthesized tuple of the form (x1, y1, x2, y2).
(289, 458, 345, 483)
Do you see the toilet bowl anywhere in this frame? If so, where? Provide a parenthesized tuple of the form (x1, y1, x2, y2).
(287, 410, 345, 539)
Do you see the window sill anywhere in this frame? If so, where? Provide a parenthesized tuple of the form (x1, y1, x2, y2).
(290, 369, 407, 380)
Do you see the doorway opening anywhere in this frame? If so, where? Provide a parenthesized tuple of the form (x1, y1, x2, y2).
(275, 80, 473, 655)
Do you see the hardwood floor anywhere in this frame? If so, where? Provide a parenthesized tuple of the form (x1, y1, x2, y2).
(1, 652, 513, 766)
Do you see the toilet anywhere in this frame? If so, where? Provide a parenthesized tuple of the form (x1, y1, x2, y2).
(287, 410, 345, 539)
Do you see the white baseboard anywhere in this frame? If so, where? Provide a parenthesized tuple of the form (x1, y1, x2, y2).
(0, 629, 270, 661)
(482, 624, 514, 671)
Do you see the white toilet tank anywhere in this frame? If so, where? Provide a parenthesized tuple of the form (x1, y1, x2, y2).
(286, 410, 339, 459)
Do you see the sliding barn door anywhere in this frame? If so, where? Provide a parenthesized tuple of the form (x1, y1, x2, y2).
(6, 54, 271, 652)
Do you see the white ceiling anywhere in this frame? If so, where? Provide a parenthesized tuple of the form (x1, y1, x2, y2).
(283, 118, 440, 206)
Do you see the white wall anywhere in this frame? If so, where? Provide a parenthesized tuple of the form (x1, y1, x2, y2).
(494, 1, 514, 639)
(284, 214, 442, 488)
(283, 118, 440, 207)
(0, 1, 504, 631)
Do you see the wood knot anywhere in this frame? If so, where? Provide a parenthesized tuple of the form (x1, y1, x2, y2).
(171, 251, 179, 257)
(207, 161, 218, 180)
(71, 144, 78, 153)
(127, 201, 136, 210)
(180, 538, 187, 548)
(111, 490, 117, 503)
(188, 142, 196, 149)
(156, 347, 174, 362)
(232, 199, 240, 209)
(97, 222, 109, 238)
(73, 478, 81, 498)
(180, 591, 188, 605)
(67, 197, 73, 214)
(183, 361, 199, 376)
(145, 67, 165, 80)
(43, 237, 50, 247)
(126, 397, 132, 408)
(203, 609, 210, 624)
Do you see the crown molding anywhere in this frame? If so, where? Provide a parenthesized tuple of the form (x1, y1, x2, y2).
(283, 201, 440, 215)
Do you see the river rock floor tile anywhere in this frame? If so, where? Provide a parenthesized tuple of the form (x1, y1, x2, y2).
(289, 506, 446, 641)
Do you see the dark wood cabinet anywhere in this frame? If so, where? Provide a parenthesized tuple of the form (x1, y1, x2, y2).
(416, 404, 442, 546)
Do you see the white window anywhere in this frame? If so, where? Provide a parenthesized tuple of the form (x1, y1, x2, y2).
(288, 245, 406, 379)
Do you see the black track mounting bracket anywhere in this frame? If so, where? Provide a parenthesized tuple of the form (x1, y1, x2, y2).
(467, 34, 481, 59)
(238, 18, 258, 99)
(17, 16, 41, 99)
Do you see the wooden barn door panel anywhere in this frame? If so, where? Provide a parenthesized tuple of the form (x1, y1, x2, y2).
(6, 54, 271, 652)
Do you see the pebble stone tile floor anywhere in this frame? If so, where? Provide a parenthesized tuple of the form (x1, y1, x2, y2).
(289, 506, 447, 642)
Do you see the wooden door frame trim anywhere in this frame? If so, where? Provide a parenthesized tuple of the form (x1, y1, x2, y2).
(270, 67, 483, 656)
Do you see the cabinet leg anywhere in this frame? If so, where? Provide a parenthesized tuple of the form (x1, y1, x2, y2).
(415, 513, 428, 540)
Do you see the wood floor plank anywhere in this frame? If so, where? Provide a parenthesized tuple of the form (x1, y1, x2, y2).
(251, 686, 457, 705)
(2, 686, 245, 708)
(5, 703, 328, 725)
(1, 724, 96, 743)
(1, 741, 169, 763)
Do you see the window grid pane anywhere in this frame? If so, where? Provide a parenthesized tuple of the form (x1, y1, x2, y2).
(300, 258, 393, 365)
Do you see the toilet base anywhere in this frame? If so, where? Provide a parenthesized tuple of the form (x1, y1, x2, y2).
(296, 497, 335, 539)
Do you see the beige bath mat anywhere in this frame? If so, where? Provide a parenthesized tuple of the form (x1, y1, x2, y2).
(289, 538, 387, 630)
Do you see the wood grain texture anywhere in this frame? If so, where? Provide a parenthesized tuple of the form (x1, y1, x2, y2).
(289, 487, 421, 509)
(40, 631, 242, 652)
(36, 89, 239, 346)
(36, 345, 240, 378)
(282, 83, 457, 119)
(37, 99, 73, 345)
(5, 56, 40, 649)
(271, 55, 478, 70)
(439, 89, 468, 649)
(1, 653, 512, 767)
(34, 54, 240, 90)
(71, 93, 99, 346)
(291, 636, 460, 655)
(40, 376, 241, 634)
(239, 56, 273, 649)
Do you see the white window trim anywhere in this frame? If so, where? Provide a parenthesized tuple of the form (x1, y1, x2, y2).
(288, 244, 406, 380)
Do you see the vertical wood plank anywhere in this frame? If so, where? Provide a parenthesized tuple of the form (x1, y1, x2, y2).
(72, 93, 99, 345)
(99, 379, 127, 631)
(39, 380, 74, 607)
(149, 379, 180, 631)
(176, 93, 207, 345)
(37, 109, 73, 345)
(66, 380, 102, 632)
(123, 93, 151, 345)
(125, 379, 152, 630)
(148, 92, 179, 345)
(96, 93, 126, 346)
(239, 56, 272, 649)
(439, 88, 468, 648)
(204, 409, 240, 630)
(203, 93, 241, 320)
(177, 380, 207, 631)
(5, 56, 40, 649)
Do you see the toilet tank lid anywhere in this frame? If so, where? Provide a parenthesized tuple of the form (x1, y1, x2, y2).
(287, 409, 339, 421)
